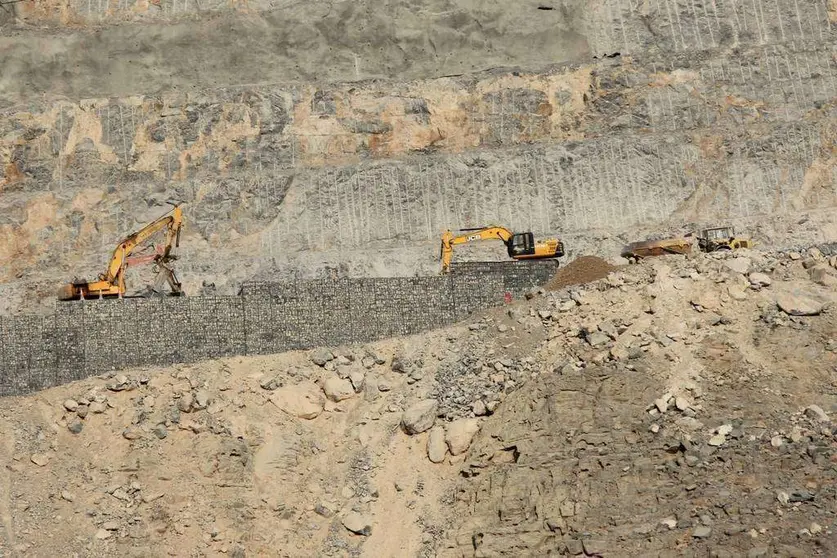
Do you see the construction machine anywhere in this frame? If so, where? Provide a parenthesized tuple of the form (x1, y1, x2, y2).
(697, 226, 752, 253)
(58, 203, 185, 301)
(440, 226, 564, 273)
(621, 237, 693, 260)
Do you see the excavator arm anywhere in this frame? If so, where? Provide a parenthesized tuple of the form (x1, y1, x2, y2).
(58, 204, 184, 300)
(440, 226, 564, 273)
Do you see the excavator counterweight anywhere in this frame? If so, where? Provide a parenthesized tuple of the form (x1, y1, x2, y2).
(440, 226, 564, 273)
(59, 204, 185, 301)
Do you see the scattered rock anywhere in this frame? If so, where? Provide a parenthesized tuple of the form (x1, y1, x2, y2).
(323, 377, 355, 402)
(76, 405, 89, 419)
(63, 399, 79, 412)
(90, 401, 107, 414)
(675, 396, 690, 411)
(804, 404, 830, 423)
(587, 331, 610, 348)
(401, 399, 438, 434)
(693, 526, 712, 538)
(30, 454, 49, 467)
(708, 434, 726, 447)
(122, 427, 142, 440)
(342, 512, 372, 536)
(472, 400, 487, 416)
(427, 426, 447, 463)
(259, 375, 283, 391)
(272, 382, 326, 419)
(349, 371, 365, 392)
(102, 520, 120, 531)
(748, 272, 772, 287)
(152, 424, 168, 439)
(725, 258, 751, 275)
(310, 348, 335, 367)
(67, 419, 84, 434)
(177, 393, 194, 413)
(445, 418, 480, 455)
(95, 529, 112, 540)
(60, 491, 75, 502)
(654, 397, 669, 413)
(192, 390, 209, 410)
(775, 292, 824, 316)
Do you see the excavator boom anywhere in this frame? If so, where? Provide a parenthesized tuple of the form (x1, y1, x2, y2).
(440, 225, 564, 272)
(58, 204, 184, 300)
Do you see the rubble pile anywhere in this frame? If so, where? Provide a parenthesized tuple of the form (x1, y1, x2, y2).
(1, 248, 837, 557)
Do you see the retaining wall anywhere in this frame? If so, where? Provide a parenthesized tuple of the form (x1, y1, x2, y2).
(0, 262, 557, 397)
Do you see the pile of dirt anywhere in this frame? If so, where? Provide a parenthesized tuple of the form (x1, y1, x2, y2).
(544, 255, 619, 291)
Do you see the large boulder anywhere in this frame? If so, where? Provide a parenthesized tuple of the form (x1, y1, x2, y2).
(401, 399, 438, 434)
(271, 382, 325, 419)
(445, 418, 480, 455)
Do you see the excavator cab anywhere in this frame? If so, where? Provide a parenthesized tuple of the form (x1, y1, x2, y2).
(507, 232, 536, 257)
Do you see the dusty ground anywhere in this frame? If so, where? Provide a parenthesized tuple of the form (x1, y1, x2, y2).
(2, 248, 837, 557)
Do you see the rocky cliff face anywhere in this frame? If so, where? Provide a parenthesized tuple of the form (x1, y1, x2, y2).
(1, 0, 835, 314)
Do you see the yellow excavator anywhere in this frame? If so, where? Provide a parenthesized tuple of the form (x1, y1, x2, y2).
(58, 203, 185, 301)
(440, 226, 564, 273)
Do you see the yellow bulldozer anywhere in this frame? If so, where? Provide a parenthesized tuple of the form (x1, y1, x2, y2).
(440, 226, 564, 273)
(58, 203, 185, 300)
(696, 226, 752, 252)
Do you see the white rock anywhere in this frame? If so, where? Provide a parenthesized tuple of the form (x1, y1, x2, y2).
(401, 400, 438, 435)
(323, 377, 355, 402)
(675, 397, 690, 411)
(271, 382, 325, 419)
(445, 418, 480, 455)
(90, 401, 107, 414)
(717, 424, 733, 436)
(427, 426, 447, 463)
(472, 400, 487, 416)
(725, 258, 751, 275)
(94, 529, 111, 540)
(810, 522, 822, 535)
(654, 397, 669, 413)
(708, 434, 726, 446)
(342, 512, 372, 536)
(661, 518, 677, 530)
(775, 292, 824, 316)
(770, 435, 784, 447)
(63, 399, 79, 412)
(748, 272, 772, 287)
(30, 454, 49, 467)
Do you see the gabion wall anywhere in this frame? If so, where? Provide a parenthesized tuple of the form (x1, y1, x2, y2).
(0, 261, 557, 396)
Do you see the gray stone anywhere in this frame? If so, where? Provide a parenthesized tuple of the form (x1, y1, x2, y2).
(402, 399, 438, 434)
(427, 426, 447, 463)
(804, 404, 830, 422)
(310, 348, 335, 367)
(342, 512, 372, 536)
(153, 424, 168, 439)
(67, 419, 84, 434)
(90, 401, 107, 414)
(587, 332, 610, 348)
(692, 526, 712, 538)
(775, 292, 824, 316)
(349, 371, 365, 393)
(63, 399, 79, 412)
(581, 539, 607, 556)
(76, 405, 89, 419)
